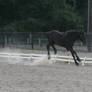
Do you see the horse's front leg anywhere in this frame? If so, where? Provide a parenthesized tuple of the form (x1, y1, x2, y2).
(73, 50, 81, 62)
(47, 44, 50, 59)
(70, 49, 79, 66)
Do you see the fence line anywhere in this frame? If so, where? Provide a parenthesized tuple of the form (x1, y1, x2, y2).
(0, 53, 91, 65)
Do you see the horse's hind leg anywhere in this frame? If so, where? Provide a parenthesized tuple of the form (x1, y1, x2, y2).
(47, 44, 50, 59)
(52, 45, 57, 55)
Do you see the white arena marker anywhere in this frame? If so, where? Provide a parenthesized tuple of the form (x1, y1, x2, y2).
(82, 56, 86, 66)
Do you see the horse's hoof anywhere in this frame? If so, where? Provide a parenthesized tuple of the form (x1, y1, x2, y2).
(75, 62, 79, 66)
(48, 56, 50, 59)
(77, 58, 81, 62)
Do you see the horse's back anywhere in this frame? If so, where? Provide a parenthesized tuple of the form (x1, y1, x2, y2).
(46, 30, 62, 38)
(45, 30, 64, 39)
(45, 30, 66, 45)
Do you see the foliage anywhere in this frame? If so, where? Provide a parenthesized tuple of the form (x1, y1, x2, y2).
(0, 0, 88, 32)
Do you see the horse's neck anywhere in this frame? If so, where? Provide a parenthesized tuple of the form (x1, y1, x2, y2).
(67, 32, 80, 42)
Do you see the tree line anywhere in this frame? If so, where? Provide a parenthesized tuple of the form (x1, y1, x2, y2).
(0, 0, 88, 32)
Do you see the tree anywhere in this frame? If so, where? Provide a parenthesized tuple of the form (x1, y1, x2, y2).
(0, 0, 88, 32)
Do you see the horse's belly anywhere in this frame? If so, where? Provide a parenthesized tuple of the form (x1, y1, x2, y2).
(54, 40, 66, 46)
(54, 40, 72, 49)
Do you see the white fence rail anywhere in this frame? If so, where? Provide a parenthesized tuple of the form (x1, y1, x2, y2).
(0, 53, 91, 66)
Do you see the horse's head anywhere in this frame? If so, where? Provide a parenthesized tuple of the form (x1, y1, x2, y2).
(79, 31, 86, 45)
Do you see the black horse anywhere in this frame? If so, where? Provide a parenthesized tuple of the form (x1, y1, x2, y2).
(45, 30, 86, 66)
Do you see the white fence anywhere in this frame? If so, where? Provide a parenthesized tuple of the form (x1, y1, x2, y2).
(0, 53, 91, 66)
